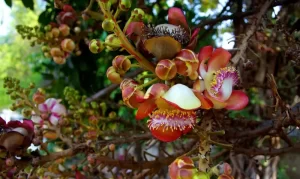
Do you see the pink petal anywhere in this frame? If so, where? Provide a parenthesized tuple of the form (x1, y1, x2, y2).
(219, 78, 234, 101)
(0, 117, 6, 126)
(45, 98, 60, 111)
(49, 114, 60, 126)
(125, 22, 144, 42)
(38, 103, 48, 113)
(225, 90, 249, 110)
(12, 127, 28, 136)
(168, 7, 189, 33)
(51, 103, 67, 116)
(198, 46, 213, 78)
(207, 48, 231, 72)
(136, 98, 157, 120)
(186, 28, 200, 50)
(204, 91, 227, 109)
(193, 91, 213, 110)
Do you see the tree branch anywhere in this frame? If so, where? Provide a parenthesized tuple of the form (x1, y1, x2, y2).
(231, 0, 273, 65)
(86, 69, 143, 102)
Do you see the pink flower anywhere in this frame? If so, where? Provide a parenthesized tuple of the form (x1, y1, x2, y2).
(198, 46, 249, 110)
(34, 98, 67, 125)
(0, 117, 34, 153)
(136, 84, 202, 142)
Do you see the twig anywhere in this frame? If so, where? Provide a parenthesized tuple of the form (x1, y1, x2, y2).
(231, 0, 273, 65)
(86, 69, 143, 102)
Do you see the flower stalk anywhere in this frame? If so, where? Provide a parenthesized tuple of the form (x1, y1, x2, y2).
(98, 1, 155, 73)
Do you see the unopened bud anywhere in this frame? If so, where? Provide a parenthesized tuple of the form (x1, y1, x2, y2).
(74, 27, 81, 34)
(50, 47, 64, 57)
(6, 157, 15, 167)
(89, 39, 104, 54)
(106, 66, 122, 84)
(51, 28, 60, 38)
(105, 34, 121, 51)
(102, 19, 115, 32)
(59, 24, 70, 36)
(22, 108, 32, 118)
(53, 56, 66, 64)
(155, 59, 177, 80)
(61, 38, 75, 52)
(119, 0, 131, 11)
(33, 90, 46, 104)
(131, 8, 144, 21)
(112, 55, 131, 73)
(108, 144, 115, 151)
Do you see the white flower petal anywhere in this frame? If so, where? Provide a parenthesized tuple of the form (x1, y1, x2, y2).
(51, 103, 67, 116)
(12, 127, 28, 136)
(162, 84, 201, 110)
(31, 115, 42, 124)
(220, 78, 233, 101)
(49, 115, 59, 126)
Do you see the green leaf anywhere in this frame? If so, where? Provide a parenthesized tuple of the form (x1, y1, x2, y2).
(4, 0, 12, 7)
(21, 0, 34, 10)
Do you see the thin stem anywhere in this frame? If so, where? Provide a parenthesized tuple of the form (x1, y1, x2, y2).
(137, 78, 159, 90)
(98, 1, 155, 73)
(208, 139, 233, 149)
(114, 8, 121, 19)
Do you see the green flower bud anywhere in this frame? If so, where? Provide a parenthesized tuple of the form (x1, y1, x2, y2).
(22, 108, 32, 118)
(91, 102, 99, 109)
(131, 8, 144, 21)
(102, 19, 115, 32)
(89, 39, 105, 54)
(119, 0, 131, 11)
(104, 34, 121, 51)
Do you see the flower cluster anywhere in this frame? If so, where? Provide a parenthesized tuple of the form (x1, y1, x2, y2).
(103, 7, 250, 142)
(17, 5, 86, 64)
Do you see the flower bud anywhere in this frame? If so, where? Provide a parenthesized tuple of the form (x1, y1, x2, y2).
(112, 55, 131, 73)
(53, 56, 66, 64)
(169, 156, 202, 179)
(45, 32, 53, 39)
(61, 38, 75, 52)
(75, 50, 82, 56)
(102, 19, 115, 32)
(42, 46, 49, 52)
(44, 52, 51, 58)
(105, 34, 121, 51)
(82, 13, 90, 21)
(119, 0, 131, 11)
(108, 111, 116, 118)
(120, 79, 144, 108)
(106, 66, 122, 84)
(33, 90, 46, 104)
(175, 49, 199, 76)
(74, 27, 81, 34)
(89, 39, 104, 54)
(6, 157, 15, 167)
(43, 131, 58, 140)
(50, 47, 64, 57)
(22, 108, 31, 118)
(59, 24, 70, 36)
(131, 8, 145, 21)
(51, 27, 60, 38)
(155, 59, 177, 80)
(108, 144, 115, 151)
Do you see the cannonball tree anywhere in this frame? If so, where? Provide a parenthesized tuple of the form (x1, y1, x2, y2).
(1, 0, 300, 178)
